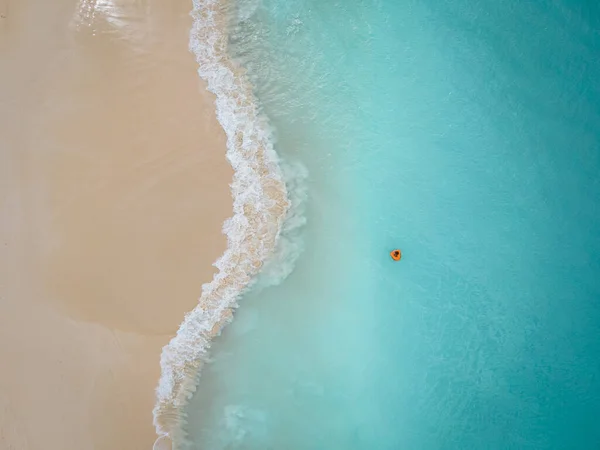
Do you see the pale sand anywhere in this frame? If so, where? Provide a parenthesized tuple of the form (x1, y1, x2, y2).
(0, 0, 232, 448)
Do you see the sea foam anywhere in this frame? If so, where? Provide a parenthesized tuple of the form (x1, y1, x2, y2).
(152, 0, 293, 448)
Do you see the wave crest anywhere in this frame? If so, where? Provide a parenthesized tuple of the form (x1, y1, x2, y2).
(153, 0, 290, 448)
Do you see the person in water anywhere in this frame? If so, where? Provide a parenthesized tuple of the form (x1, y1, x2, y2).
(390, 249, 402, 261)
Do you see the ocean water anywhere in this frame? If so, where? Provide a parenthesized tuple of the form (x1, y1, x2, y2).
(179, 0, 600, 448)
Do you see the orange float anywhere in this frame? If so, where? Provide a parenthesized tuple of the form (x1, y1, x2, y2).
(390, 249, 402, 261)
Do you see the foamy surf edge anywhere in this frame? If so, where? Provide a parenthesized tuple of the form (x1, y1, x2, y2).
(152, 1, 290, 448)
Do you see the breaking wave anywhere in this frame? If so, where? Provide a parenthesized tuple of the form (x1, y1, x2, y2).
(152, 0, 303, 448)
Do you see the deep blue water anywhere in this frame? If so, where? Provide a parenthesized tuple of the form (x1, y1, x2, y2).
(185, 1, 600, 448)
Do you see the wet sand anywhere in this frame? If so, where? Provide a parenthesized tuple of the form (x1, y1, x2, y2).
(0, 0, 232, 448)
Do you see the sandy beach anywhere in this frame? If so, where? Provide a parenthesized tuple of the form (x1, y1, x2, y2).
(0, 0, 232, 448)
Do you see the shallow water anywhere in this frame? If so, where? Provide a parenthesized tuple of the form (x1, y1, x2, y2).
(184, 0, 600, 448)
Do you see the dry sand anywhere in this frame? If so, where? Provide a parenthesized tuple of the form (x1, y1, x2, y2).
(0, 0, 232, 448)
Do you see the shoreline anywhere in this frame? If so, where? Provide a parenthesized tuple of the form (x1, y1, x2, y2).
(152, 0, 291, 448)
(0, 0, 233, 448)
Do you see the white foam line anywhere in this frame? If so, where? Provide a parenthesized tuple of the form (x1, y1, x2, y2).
(153, 0, 290, 448)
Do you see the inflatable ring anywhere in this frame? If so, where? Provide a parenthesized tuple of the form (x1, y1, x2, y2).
(390, 249, 402, 261)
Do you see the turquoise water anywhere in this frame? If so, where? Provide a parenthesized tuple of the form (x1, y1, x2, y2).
(185, 0, 600, 448)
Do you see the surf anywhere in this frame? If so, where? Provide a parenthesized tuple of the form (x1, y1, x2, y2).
(152, 0, 294, 448)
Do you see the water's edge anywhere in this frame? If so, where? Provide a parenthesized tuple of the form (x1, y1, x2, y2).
(152, 1, 290, 448)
